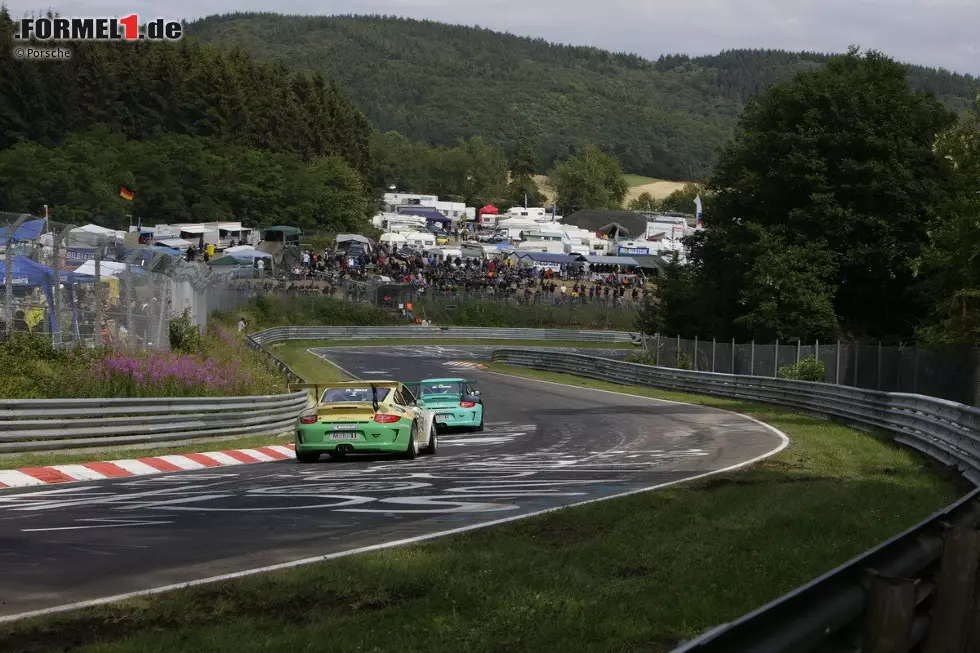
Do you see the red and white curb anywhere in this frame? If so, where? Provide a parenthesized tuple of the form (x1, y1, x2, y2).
(0, 444, 297, 488)
(444, 361, 487, 369)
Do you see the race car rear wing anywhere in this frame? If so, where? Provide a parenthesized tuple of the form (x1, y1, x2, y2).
(288, 381, 397, 411)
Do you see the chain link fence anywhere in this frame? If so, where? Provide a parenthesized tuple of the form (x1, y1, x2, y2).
(643, 334, 979, 405)
(1, 212, 251, 349)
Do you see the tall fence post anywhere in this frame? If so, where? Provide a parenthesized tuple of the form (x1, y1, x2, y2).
(815, 339, 819, 362)
(693, 335, 699, 371)
(836, 340, 842, 384)
(854, 342, 860, 387)
(731, 338, 735, 375)
(796, 338, 801, 364)
(862, 574, 917, 653)
(750, 340, 755, 376)
(913, 345, 920, 394)
(51, 228, 61, 346)
(923, 527, 980, 653)
(654, 332, 660, 365)
(878, 341, 883, 391)
(676, 334, 680, 367)
(774, 339, 779, 377)
(4, 215, 27, 334)
(125, 260, 134, 350)
(711, 337, 716, 373)
(93, 248, 102, 346)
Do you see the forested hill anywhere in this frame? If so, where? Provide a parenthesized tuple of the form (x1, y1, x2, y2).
(188, 12, 980, 180)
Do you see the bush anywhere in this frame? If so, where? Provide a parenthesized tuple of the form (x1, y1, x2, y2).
(169, 309, 203, 354)
(625, 352, 657, 365)
(777, 355, 827, 382)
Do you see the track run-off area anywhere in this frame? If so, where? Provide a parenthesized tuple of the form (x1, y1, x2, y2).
(0, 345, 786, 621)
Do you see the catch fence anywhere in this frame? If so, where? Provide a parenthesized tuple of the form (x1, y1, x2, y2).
(645, 334, 979, 406)
(1, 212, 251, 349)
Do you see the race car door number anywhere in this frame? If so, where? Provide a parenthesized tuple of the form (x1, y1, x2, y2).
(331, 433, 359, 440)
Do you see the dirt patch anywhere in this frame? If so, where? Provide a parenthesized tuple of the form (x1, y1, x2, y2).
(626, 180, 689, 203)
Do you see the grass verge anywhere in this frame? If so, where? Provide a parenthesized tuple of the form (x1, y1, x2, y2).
(0, 364, 965, 652)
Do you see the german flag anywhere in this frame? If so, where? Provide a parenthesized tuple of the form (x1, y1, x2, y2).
(120, 186, 135, 201)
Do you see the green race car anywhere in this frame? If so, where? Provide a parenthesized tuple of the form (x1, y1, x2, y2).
(409, 378, 485, 432)
(291, 381, 438, 462)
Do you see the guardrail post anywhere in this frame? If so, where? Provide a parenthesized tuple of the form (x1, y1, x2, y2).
(750, 340, 755, 376)
(731, 338, 735, 374)
(711, 338, 716, 373)
(862, 574, 917, 653)
(836, 340, 842, 384)
(774, 339, 779, 377)
(694, 335, 699, 371)
(924, 527, 980, 653)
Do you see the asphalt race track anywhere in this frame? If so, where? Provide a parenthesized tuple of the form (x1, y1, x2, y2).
(0, 345, 786, 619)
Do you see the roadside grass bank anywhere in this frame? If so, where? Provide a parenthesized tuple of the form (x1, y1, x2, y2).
(222, 293, 642, 331)
(0, 365, 964, 653)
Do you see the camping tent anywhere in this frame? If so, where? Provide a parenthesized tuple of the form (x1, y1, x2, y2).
(479, 205, 499, 216)
(223, 245, 256, 253)
(0, 255, 91, 337)
(0, 219, 45, 244)
(336, 234, 372, 245)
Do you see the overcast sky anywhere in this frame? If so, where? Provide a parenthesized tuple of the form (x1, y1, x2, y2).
(7, 0, 980, 76)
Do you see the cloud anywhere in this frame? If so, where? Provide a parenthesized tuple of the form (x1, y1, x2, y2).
(5, 0, 979, 74)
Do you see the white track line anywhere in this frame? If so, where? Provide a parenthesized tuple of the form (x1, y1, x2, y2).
(0, 375, 789, 624)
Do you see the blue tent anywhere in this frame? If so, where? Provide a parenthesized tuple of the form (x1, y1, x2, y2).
(397, 208, 451, 224)
(0, 256, 89, 337)
(0, 219, 45, 243)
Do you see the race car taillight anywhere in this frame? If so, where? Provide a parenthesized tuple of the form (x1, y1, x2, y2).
(374, 414, 400, 423)
(300, 415, 318, 424)
(459, 401, 477, 408)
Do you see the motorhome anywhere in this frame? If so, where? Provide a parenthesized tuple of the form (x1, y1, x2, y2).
(425, 246, 463, 263)
(460, 241, 487, 260)
(404, 231, 436, 249)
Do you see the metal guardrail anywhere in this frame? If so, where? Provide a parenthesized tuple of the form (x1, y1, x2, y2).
(249, 325, 635, 345)
(0, 392, 309, 454)
(489, 349, 980, 652)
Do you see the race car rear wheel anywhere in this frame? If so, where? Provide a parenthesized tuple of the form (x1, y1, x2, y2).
(296, 451, 320, 463)
(423, 424, 438, 455)
(472, 415, 484, 432)
(404, 422, 420, 459)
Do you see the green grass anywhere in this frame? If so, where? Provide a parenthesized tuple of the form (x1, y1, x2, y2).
(623, 173, 660, 187)
(0, 363, 964, 653)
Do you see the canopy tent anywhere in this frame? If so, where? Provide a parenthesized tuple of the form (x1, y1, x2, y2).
(223, 245, 256, 253)
(0, 219, 45, 244)
(209, 255, 250, 267)
(74, 260, 149, 279)
(479, 205, 499, 216)
(176, 225, 209, 235)
(0, 255, 91, 337)
(396, 208, 450, 224)
(150, 244, 184, 257)
(584, 256, 639, 267)
(336, 234, 372, 245)
(225, 249, 271, 261)
(156, 237, 193, 250)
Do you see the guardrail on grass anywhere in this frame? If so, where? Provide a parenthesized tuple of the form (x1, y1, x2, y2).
(490, 348, 980, 653)
(0, 392, 309, 454)
(248, 325, 635, 345)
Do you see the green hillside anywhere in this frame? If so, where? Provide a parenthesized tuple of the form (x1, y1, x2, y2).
(188, 13, 980, 179)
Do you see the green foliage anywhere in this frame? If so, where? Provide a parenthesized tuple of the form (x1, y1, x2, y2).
(635, 253, 702, 336)
(625, 352, 657, 365)
(188, 14, 980, 180)
(684, 48, 958, 341)
(777, 356, 827, 382)
(0, 329, 280, 399)
(168, 309, 204, 354)
(0, 10, 375, 227)
(676, 353, 693, 370)
(914, 104, 980, 348)
(549, 145, 629, 214)
(509, 139, 545, 206)
(221, 295, 404, 331)
(627, 192, 660, 212)
(370, 131, 508, 205)
(660, 183, 709, 214)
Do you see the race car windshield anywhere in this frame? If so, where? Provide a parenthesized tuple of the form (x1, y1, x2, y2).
(421, 382, 464, 395)
(320, 387, 391, 403)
